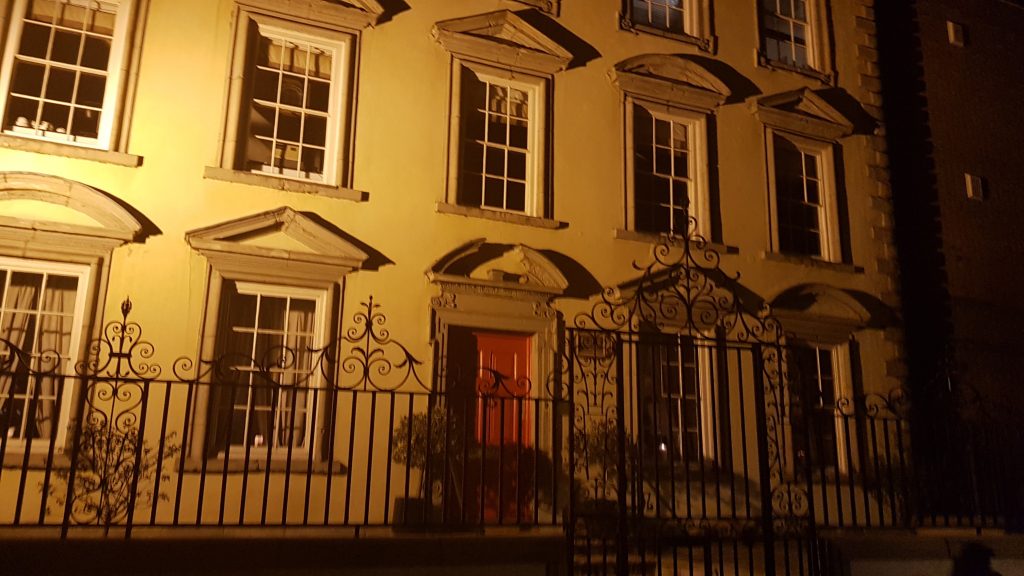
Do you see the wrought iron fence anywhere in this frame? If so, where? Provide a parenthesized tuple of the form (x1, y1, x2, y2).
(0, 298, 570, 535)
(0, 231, 1020, 576)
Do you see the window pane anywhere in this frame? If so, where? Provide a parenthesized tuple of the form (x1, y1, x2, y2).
(672, 150, 689, 179)
(488, 85, 507, 114)
(483, 177, 504, 209)
(672, 180, 689, 210)
(11, 62, 45, 97)
(51, 29, 82, 65)
(90, 9, 116, 35)
(253, 68, 279, 103)
(279, 75, 304, 108)
(654, 118, 671, 146)
(507, 150, 526, 181)
(59, 3, 88, 30)
(41, 101, 71, 132)
(27, 0, 57, 23)
(654, 147, 672, 176)
(45, 68, 75, 102)
(487, 114, 507, 145)
(76, 73, 105, 107)
(70, 107, 99, 138)
(306, 79, 329, 112)
(275, 142, 299, 171)
(300, 147, 324, 176)
(805, 179, 820, 205)
(508, 118, 528, 149)
(249, 103, 275, 139)
(277, 110, 301, 142)
(18, 22, 50, 59)
(41, 275, 78, 312)
(81, 35, 111, 70)
(303, 114, 326, 146)
(485, 147, 505, 177)
(507, 181, 526, 212)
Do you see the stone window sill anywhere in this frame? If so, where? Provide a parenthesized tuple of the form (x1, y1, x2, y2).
(0, 134, 142, 167)
(761, 251, 863, 273)
(756, 54, 833, 84)
(183, 457, 348, 475)
(622, 20, 714, 52)
(203, 167, 367, 202)
(614, 228, 737, 254)
(2, 450, 70, 469)
(436, 202, 566, 230)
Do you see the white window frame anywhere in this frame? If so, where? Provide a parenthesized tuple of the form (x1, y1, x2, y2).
(765, 129, 840, 262)
(758, 0, 830, 75)
(0, 255, 90, 451)
(448, 59, 546, 218)
(220, 8, 354, 187)
(625, 97, 710, 239)
(0, 0, 134, 150)
(646, 338, 717, 463)
(784, 341, 852, 476)
(624, 0, 712, 48)
(211, 280, 327, 456)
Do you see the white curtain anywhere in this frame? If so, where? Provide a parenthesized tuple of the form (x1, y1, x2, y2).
(0, 271, 76, 440)
(211, 288, 315, 451)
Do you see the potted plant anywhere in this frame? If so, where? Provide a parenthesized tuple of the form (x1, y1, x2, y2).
(390, 404, 454, 527)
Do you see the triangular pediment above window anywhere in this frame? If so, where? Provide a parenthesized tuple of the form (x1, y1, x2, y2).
(236, 0, 385, 29)
(753, 89, 854, 140)
(612, 55, 731, 111)
(186, 207, 368, 276)
(433, 10, 573, 74)
(428, 239, 569, 302)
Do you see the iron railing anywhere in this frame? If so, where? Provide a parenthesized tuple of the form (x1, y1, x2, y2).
(1, 223, 1021, 576)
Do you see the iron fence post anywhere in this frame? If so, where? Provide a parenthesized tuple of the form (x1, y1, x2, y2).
(752, 343, 776, 576)
(566, 329, 577, 573)
(614, 332, 629, 576)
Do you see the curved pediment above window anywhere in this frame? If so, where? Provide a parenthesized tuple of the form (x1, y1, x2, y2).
(432, 10, 573, 74)
(186, 207, 369, 286)
(770, 283, 876, 343)
(611, 54, 731, 112)
(236, 0, 386, 29)
(427, 239, 569, 316)
(752, 88, 854, 141)
(0, 172, 143, 248)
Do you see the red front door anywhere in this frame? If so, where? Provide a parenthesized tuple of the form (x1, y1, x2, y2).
(446, 328, 534, 524)
(473, 331, 532, 448)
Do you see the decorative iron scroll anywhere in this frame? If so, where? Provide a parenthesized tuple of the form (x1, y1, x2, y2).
(176, 296, 427, 392)
(567, 221, 785, 511)
(58, 298, 176, 529)
(573, 218, 782, 344)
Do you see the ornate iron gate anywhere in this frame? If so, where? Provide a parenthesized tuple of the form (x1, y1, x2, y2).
(565, 226, 829, 576)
